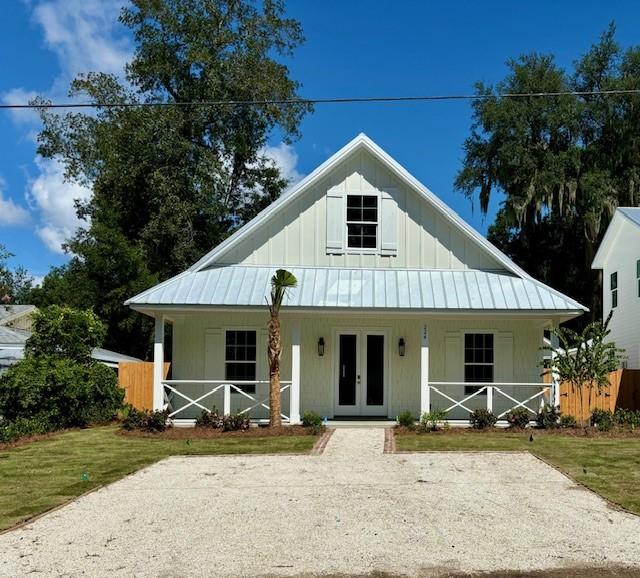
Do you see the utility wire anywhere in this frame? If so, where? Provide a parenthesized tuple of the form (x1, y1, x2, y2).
(2, 88, 640, 110)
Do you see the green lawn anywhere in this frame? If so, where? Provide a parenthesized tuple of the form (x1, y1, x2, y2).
(0, 426, 317, 531)
(396, 430, 640, 515)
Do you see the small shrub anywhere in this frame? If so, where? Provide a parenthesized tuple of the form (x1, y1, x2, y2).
(195, 408, 223, 429)
(302, 411, 323, 428)
(591, 409, 614, 431)
(536, 405, 561, 429)
(419, 410, 448, 432)
(469, 409, 497, 430)
(0, 416, 52, 443)
(121, 407, 169, 432)
(559, 414, 577, 428)
(397, 410, 415, 428)
(221, 413, 250, 432)
(195, 409, 250, 431)
(614, 408, 640, 428)
(506, 407, 531, 429)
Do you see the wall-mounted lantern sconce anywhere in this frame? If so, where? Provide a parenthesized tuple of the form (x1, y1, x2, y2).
(318, 337, 325, 357)
(398, 337, 406, 357)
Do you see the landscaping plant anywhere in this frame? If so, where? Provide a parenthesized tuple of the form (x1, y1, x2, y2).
(614, 409, 640, 429)
(536, 404, 562, 429)
(542, 312, 624, 427)
(506, 407, 531, 429)
(397, 410, 415, 429)
(195, 409, 250, 432)
(122, 408, 169, 432)
(559, 414, 577, 428)
(266, 269, 297, 428)
(591, 409, 615, 432)
(419, 410, 448, 432)
(469, 409, 497, 430)
(302, 411, 323, 434)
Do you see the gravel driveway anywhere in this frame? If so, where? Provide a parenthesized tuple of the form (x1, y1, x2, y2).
(1, 428, 639, 577)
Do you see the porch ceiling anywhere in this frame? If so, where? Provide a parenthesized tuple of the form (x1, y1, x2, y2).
(126, 265, 586, 314)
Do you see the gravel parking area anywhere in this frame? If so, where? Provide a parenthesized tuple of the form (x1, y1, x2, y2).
(1, 428, 639, 577)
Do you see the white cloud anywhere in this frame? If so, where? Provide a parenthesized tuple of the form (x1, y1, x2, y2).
(0, 178, 30, 227)
(26, 159, 91, 254)
(1, 88, 39, 129)
(262, 143, 304, 187)
(32, 0, 130, 83)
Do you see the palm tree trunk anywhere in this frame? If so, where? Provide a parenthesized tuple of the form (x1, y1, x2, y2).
(268, 312, 282, 427)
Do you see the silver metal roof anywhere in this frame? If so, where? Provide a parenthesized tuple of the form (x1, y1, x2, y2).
(0, 305, 36, 325)
(0, 326, 30, 346)
(619, 207, 640, 227)
(126, 265, 586, 312)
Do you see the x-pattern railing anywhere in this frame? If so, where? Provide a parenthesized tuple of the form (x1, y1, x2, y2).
(428, 382, 550, 420)
(162, 380, 292, 421)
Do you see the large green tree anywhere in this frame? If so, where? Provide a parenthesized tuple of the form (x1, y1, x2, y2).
(456, 24, 640, 319)
(0, 244, 34, 305)
(33, 0, 310, 357)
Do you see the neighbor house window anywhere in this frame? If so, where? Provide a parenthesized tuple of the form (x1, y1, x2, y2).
(225, 330, 256, 393)
(464, 333, 494, 395)
(346, 194, 378, 249)
(611, 272, 618, 309)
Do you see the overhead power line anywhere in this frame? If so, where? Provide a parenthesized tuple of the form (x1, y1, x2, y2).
(2, 88, 640, 110)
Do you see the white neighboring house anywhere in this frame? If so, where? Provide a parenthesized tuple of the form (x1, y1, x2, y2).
(0, 305, 141, 372)
(126, 134, 587, 423)
(592, 207, 640, 369)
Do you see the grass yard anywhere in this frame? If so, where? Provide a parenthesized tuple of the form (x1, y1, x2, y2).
(396, 430, 640, 515)
(0, 425, 317, 531)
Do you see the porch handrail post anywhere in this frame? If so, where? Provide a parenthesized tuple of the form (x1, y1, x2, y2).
(420, 324, 430, 416)
(486, 386, 493, 412)
(290, 323, 301, 424)
(223, 383, 231, 415)
(152, 314, 165, 411)
(551, 332, 561, 407)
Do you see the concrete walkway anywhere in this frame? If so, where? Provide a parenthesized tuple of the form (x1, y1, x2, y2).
(1, 428, 640, 577)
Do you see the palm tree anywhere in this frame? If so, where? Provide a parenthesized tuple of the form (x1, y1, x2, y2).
(267, 269, 297, 427)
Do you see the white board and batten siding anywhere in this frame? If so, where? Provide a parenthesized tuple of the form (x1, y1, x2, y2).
(219, 149, 503, 271)
(171, 311, 544, 419)
(593, 211, 640, 369)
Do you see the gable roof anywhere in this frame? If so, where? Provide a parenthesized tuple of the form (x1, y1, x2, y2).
(189, 133, 529, 277)
(592, 207, 640, 269)
(127, 134, 587, 315)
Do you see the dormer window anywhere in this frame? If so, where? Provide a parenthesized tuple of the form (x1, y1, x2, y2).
(346, 194, 378, 249)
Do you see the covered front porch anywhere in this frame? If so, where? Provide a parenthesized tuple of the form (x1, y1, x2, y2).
(149, 310, 561, 425)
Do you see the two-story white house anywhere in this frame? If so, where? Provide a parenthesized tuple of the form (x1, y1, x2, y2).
(592, 207, 640, 369)
(126, 134, 586, 423)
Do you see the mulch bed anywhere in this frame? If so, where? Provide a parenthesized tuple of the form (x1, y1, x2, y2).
(394, 425, 640, 439)
(118, 424, 322, 440)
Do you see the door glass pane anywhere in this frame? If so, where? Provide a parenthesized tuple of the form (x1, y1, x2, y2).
(366, 335, 384, 406)
(339, 334, 357, 406)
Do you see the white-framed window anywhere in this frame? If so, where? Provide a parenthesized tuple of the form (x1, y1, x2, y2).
(225, 330, 257, 393)
(611, 271, 618, 309)
(464, 333, 494, 395)
(346, 194, 378, 250)
(636, 259, 640, 298)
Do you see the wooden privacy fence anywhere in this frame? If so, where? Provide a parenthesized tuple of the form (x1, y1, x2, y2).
(546, 369, 640, 422)
(118, 362, 170, 410)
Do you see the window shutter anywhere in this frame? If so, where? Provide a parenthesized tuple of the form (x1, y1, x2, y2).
(495, 332, 514, 382)
(380, 188, 398, 256)
(445, 331, 463, 382)
(326, 186, 344, 254)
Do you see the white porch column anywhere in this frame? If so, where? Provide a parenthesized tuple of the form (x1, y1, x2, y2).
(153, 314, 165, 411)
(550, 331, 561, 407)
(420, 324, 430, 416)
(290, 323, 301, 424)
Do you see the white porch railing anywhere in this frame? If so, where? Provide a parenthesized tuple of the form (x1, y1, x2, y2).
(427, 382, 551, 420)
(162, 380, 293, 422)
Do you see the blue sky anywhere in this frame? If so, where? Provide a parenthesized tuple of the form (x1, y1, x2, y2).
(1, 1, 639, 281)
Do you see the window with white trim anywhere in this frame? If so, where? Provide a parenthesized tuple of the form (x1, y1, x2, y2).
(464, 333, 494, 395)
(225, 330, 256, 393)
(636, 260, 640, 298)
(611, 272, 618, 309)
(346, 194, 378, 249)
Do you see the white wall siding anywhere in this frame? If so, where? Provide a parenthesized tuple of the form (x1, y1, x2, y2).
(601, 219, 640, 369)
(170, 312, 544, 419)
(220, 150, 503, 271)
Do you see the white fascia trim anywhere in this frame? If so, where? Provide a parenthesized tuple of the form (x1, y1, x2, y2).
(188, 133, 527, 277)
(592, 212, 624, 270)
